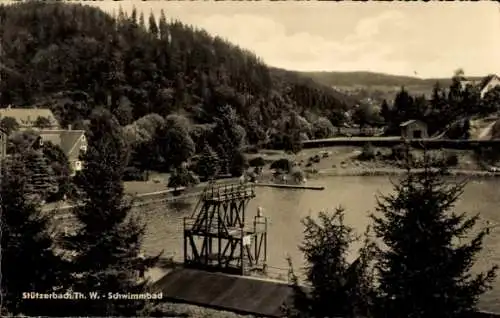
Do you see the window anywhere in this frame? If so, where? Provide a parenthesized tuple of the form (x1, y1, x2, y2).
(75, 161, 82, 171)
(80, 144, 87, 152)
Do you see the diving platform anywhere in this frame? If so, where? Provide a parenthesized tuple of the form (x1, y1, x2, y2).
(183, 182, 268, 275)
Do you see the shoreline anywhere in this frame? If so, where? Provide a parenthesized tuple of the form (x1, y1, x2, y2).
(303, 167, 500, 178)
(256, 167, 500, 181)
(43, 167, 500, 213)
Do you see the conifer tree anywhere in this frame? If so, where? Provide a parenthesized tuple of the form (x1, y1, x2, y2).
(286, 208, 376, 318)
(195, 143, 219, 180)
(1, 158, 67, 316)
(148, 12, 158, 38)
(158, 9, 168, 40)
(62, 109, 156, 316)
(22, 149, 57, 201)
(371, 148, 497, 318)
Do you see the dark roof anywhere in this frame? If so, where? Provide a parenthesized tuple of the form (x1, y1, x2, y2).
(400, 119, 426, 127)
(479, 74, 499, 91)
(152, 269, 294, 317)
(38, 130, 86, 161)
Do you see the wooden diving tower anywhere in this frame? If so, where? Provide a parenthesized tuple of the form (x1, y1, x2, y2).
(183, 182, 268, 275)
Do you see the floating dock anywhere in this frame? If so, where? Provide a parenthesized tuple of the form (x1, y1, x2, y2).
(253, 183, 325, 190)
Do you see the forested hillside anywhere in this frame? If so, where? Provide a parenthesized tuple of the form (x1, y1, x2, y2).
(0, 2, 353, 140)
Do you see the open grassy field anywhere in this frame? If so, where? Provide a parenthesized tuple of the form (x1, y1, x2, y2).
(124, 172, 170, 195)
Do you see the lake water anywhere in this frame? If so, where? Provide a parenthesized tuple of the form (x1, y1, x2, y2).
(139, 176, 500, 312)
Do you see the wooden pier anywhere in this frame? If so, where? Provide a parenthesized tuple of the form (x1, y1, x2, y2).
(254, 183, 325, 190)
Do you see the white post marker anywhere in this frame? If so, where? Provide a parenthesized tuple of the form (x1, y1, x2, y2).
(257, 206, 263, 218)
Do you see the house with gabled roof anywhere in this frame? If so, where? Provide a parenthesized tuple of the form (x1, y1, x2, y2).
(36, 126, 88, 175)
(478, 74, 500, 98)
(0, 107, 60, 130)
(460, 74, 500, 99)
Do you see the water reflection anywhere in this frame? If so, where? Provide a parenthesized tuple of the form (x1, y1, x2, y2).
(140, 176, 500, 312)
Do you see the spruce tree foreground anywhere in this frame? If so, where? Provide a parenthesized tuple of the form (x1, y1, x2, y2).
(287, 149, 497, 318)
(0, 157, 69, 316)
(372, 152, 497, 318)
(60, 109, 160, 316)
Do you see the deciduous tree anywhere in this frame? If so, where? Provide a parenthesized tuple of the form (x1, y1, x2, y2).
(0, 116, 19, 135)
(34, 116, 52, 129)
(168, 164, 199, 189)
(156, 115, 195, 170)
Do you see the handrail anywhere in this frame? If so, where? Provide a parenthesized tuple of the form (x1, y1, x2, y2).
(184, 216, 266, 233)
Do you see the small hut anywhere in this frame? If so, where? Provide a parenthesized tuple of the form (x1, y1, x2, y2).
(400, 120, 428, 139)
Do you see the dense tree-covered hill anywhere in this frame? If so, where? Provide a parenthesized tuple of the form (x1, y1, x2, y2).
(0, 2, 354, 136)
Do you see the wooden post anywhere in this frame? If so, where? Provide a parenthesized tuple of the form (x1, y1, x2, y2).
(264, 218, 268, 265)
(254, 216, 257, 266)
(217, 204, 221, 268)
(240, 228, 244, 275)
(183, 218, 188, 263)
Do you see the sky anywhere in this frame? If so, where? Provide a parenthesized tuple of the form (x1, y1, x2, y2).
(61, 2, 500, 78)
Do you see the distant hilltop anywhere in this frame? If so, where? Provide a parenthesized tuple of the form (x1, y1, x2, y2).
(297, 70, 485, 88)
(286, 70, 493, 102)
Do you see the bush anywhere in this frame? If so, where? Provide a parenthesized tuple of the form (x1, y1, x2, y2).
(357, 143, 376, 161)
(249, 156, 266, 168)
(308, 155, 321, 163)
(291, 168, 306, 183)
(282, 133, 303, 154)
(244, 145, 260, 154)
(445, 153, 459, 167)
(270, 158, 293, 173)
(168, 167, 199, 189)
(229, 150, 249, 177)
(474, 147, 500, 165)
(389, 144, 412, 161)
(123, 167, 147, 181)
